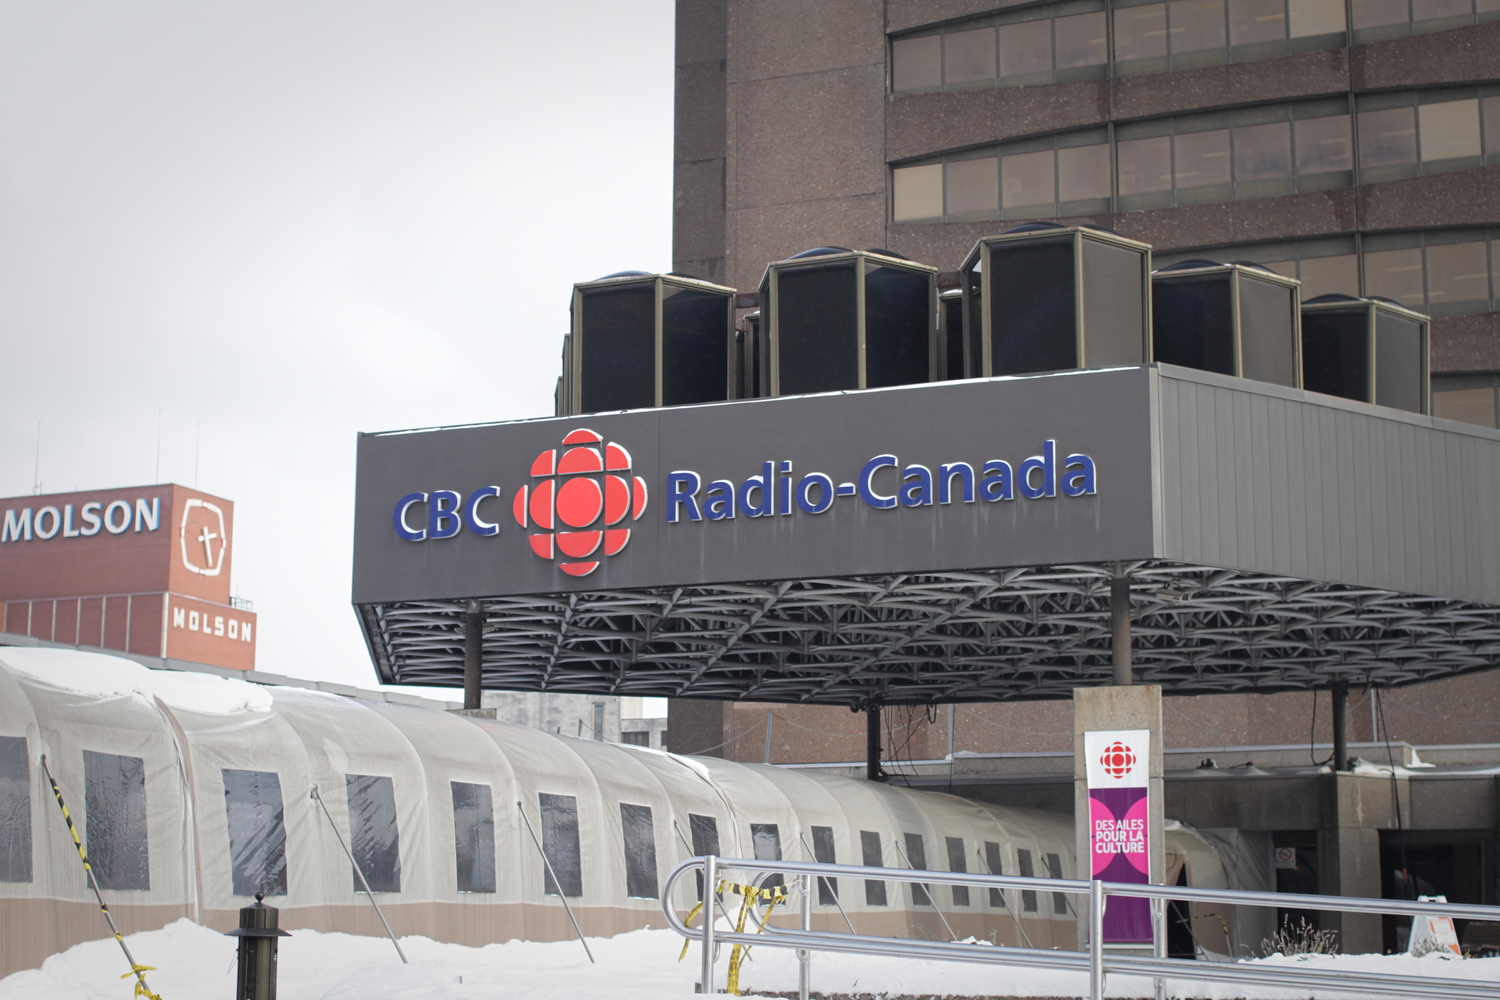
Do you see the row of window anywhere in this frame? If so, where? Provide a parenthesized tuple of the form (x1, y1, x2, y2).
(0, 738, 1071, 913)
(892, 89, 1500, 221)
(1149, 228, 1500, 319)
(891, 0, 1500, 92)
(1432, 373, 1500, 428)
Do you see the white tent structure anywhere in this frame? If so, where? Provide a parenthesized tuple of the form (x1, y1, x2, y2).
(0, 648, 1242, 978)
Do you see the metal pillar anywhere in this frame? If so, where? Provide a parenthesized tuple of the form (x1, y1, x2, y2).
(1331, 681, 1348, 771)
(1111, 575, 1132, 686)
(463, 600, 483, 711)
(866, 705, 883, 782)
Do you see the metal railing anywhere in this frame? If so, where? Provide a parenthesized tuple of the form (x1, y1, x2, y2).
(662, 855, 1500, 1000)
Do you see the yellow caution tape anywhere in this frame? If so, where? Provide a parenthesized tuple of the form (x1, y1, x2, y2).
(676, 877, 791, 996)
(121, 964, 162, 1000)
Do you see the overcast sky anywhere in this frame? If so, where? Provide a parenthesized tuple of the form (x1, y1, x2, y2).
(0, 2, 674, 695)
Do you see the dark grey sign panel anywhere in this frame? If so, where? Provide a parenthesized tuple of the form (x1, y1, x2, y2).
(352, 368, 1158, 604)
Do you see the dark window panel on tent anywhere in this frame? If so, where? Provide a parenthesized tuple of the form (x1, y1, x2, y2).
(0, 736, 31, 883)
(689, 813, 719, 901)
(984, 841, 1006, 908)
(451, 781, 496, 894)
(946, 836, 970, 906)
(750, 822, 784, 889)
(345, 774, 401, 893)
(1047, 852, 1070, 914)
(861, 830, 887, 906)
(811, 825, 839, 904)
(620, 803, 659, 899)
(1018, 848, 1038, 911)
(84, 750, 150, 890)
(539, 792, 583, 897)
(903, 832, 932, 905)
(223, 769, 288, 897)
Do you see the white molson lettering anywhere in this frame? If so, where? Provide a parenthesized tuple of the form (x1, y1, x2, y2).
(172, 605, 253, 642)
(1, 497, 160, 542)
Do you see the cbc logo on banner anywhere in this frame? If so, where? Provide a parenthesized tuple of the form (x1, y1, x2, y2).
(392, 427, 648, 578)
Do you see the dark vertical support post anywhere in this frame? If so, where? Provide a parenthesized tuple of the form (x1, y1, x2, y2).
(1331, 681, 1348, 772)
(228, 892, 291, 1000)
(866, 705, 882, 782)
(463, 600, 483, 711)
(1111, 576, 1133, 686)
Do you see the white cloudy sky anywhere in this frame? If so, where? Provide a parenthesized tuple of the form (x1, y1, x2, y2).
(0, 2, 674, 694)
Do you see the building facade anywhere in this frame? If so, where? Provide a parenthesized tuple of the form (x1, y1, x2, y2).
(671, 0, 1500, 951)
(0, 485, 256, 672)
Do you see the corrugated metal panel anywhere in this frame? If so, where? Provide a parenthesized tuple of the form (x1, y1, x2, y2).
(1157, 366, 1500, 604)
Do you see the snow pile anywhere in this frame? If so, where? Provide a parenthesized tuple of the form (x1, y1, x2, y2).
(0, 648, 273, 715)
(5, 918, 1499, 1000)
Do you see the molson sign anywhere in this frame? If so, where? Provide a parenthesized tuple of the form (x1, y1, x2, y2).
(353, 367, 1158, 604)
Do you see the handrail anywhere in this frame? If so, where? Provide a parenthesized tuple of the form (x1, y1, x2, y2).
(662, 856, 1500, 1000)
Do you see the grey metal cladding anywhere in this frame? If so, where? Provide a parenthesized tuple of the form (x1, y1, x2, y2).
(352, 367, 1157, 605)
(1156, 365, 1500, 605)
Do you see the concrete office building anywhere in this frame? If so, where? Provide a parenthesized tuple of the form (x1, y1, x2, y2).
(670, 0, 1500, 952)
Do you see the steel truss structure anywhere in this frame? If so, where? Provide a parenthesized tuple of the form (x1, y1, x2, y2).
(359, 560, 1500, 704)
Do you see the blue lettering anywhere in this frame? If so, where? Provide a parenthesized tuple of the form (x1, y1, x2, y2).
(858, 455, 898, 510)
(778, 460, 793, 515)
(1018, 440, 1056, 500)
(704, 479, 736, 520)
(465, 486, 502, 536)
(667, 471, 703, 522)
(428, 490, 463, 538)
(900, 464, 934, 507)
(1062, 454, 1097, 497)
(796, 473, 835, 514)
(393, 493, 427, 541)
(980, 460, 1014, 501)
(738, 463, 774, 517)
(937, 462, 975, 504)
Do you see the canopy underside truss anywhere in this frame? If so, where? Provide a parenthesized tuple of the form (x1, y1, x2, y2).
(358, 561, 1500, 704)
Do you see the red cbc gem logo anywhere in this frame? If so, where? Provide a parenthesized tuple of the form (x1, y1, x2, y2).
(1100, 741, 1137, 779)
(511, 428, 648, 577)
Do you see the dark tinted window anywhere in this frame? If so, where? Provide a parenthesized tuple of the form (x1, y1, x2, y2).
(1047, 852, 1070, 914)
(1302, 308, 1370, 401)
(689, 812, 719, 900)
(1018, 848, 1038, 911)
(452, 781, 495, 894)
(0, 736, 31, 883)
(620, 803, 658, 899)
(1152, 275, 1236, 375)
(946, 836, 969, 906)
(942, 295, 966, 379)
(774, 262, 861, 395)
(662, 287, 730, 406)
(84, 750, 149, 890)
(984, 841, 1006, 907)
(811, 825, 839, 904)
(223, 769, 287, 896)
(750, 822, 783, 888)
(621, 731, 650, 746)
(345, 774, 400, 892)
(903, 832, 931, 905)
(989, 238, 1078, 375)
(579, 284, 656, 413)
(539, 792, 583, 897)
(864, 264, 931, 388)
(860, 830, 887, 905)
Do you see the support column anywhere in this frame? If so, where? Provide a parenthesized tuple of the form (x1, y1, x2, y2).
(1111, 576, 1132, 686)
(463, 601, 483, 711)
(866, 705, 883, 783)
(1331, 682, 1348, 772)
(1074, 684, 1164, 952)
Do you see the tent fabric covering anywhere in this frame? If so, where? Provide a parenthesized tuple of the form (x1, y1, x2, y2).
(0, 648, 1234, 978)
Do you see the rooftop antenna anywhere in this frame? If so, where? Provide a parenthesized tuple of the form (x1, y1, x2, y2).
(154, 409, 162, 484)
(194, 421, 200, 489)
(32, 422, 41, 494)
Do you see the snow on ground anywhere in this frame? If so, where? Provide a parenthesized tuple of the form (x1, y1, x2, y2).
(3, 918, 1496, 1000)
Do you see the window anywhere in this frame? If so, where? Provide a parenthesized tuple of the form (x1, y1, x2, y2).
(984, 841, 1006, 908)
(860, 830, 887, 905)
(1433, 374, 1500, 427)
(223, 769, 287, 897)
(1046, 853, 1070, 914)
(903, 832, 931, 905)
(1017, 848, 1038, 911)
(452, 781, 496, 894)
(946, 836, 970, 906)
(890, 2, 1108, 95)
(539, 792, 583, 897)
(811, 825, 839, 904)
(689, 813, 719, 900)
(592, 703, 605, 741)
(893, 87, 1498, 225)
(620, 803, 658, 899)
(750, 822, 783, 889)
(620, 731, 649, 747)
(345, 774, 400, 892)
(84, 750, 149, 890)
(0, 736, 31, 883)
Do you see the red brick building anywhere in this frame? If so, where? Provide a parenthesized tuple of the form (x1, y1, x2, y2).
(0, 484, 256, 671)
